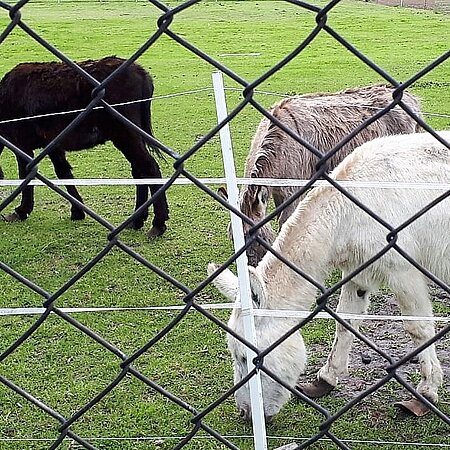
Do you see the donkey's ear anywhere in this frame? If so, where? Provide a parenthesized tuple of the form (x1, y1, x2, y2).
(217, 186, 228, 201)
(207, 263, 238, 300)
(248, 266, 265, 308)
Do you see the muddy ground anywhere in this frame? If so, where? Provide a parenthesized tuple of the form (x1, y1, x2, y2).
(301, 285, 450, 403)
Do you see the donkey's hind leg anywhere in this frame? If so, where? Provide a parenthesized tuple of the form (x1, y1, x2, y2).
(112, 134, 169, 236)
(147, 152, 169, 237)
(390, 269, 443, 414)
(49, 150, 85, 220)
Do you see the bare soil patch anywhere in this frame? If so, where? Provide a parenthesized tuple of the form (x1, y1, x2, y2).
(302, 285, 450, 404)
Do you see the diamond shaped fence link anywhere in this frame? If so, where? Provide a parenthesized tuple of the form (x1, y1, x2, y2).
(0, 0, 449, 449)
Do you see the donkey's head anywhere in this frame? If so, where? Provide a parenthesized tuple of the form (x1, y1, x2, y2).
(219, 185, 277, 266)
(207, 263, 306, 422)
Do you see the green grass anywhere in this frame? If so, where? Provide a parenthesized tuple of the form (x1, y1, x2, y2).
(0, 1, 449, 449)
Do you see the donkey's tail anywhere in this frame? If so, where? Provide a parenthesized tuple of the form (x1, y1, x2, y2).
(140, 69, 164, 159)
(0, 145, 4, 180)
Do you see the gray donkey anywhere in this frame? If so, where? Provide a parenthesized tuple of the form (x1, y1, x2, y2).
(221, 85, 422, 265)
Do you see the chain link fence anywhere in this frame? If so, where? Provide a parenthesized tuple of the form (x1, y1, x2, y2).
(0, 0, 449, 449)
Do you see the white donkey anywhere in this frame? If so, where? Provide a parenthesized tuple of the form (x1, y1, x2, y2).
(209, 131, 450, 422)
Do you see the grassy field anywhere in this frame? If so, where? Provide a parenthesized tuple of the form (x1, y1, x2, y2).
(0, 1, 449, 449)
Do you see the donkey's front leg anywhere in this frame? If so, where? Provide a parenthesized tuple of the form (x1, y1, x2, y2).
(298, 280, 371, 398)
(49, 150, 85, 221)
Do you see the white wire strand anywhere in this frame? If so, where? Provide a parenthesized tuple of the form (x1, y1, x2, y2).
(0, 88, 213, 125)
(1, 305, 449, 322)
(1, 435, 450, 447)
(1, 178, 450, 190)
(0, 86, 448, 126)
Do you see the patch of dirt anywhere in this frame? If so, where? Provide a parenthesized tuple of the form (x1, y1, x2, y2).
(302, 285, 450, 404)
(372, 0, 438, 10)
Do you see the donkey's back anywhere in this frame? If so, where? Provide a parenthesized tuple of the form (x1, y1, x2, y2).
(246, 85, 421, 182)
(331, 131, 450, 283)
(239, 84, 422, 266)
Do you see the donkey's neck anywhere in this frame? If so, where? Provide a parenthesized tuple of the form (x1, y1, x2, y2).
(258, 187, 342, 310)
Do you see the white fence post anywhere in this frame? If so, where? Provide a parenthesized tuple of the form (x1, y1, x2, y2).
(212, 71, 268, 450)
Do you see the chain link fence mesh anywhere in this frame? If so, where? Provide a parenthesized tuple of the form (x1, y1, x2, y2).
(0, 0, 449, 449)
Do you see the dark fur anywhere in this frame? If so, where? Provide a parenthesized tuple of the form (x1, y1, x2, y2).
(0, 56, 168, 236)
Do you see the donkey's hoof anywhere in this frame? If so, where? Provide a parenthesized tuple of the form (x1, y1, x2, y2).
(296, 379, 335, 399)
(2, 212, 22, 222)
(147, 224, 167, 239)
(71, 210, 86, 221)
(126, 219, 145, 230)
(394, 398, 431, 417)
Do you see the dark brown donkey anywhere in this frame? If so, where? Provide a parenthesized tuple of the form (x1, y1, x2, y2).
(0, 56, 169, 237)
